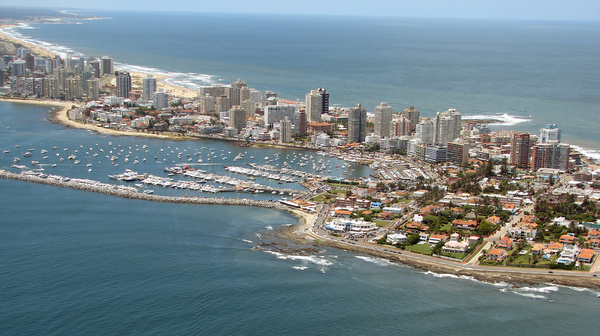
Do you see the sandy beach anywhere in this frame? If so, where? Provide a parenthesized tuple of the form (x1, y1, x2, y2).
(0, 24, 197, 99)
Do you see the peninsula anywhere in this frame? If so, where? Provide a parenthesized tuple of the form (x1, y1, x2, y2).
(1, 13, 600, 290)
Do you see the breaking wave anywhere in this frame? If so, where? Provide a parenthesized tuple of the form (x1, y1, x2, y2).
(1, 24, 217, 90)
(462, 112, 532, 126)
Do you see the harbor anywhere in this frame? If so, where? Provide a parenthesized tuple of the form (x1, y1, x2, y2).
(0, 169, 292, 210)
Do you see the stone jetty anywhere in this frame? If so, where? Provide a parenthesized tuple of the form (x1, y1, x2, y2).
(0, 169, 290, 211)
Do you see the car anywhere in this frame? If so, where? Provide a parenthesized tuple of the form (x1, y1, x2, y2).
(548, 271, 554, 273)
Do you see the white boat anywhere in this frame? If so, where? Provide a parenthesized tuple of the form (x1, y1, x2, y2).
(23, 152, 32, 157)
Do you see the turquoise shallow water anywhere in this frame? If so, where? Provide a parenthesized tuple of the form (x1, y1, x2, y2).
(1, 12, 600, 334)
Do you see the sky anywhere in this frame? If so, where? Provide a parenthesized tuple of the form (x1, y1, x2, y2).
(8, 0, 600, 21)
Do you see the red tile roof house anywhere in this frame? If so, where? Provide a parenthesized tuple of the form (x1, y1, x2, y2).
(587, 229, 600, 240)
(559, 234, 576, 245)
(488, 248, 508, 262)
(497, 236, 513, 250)
(486, 215, 502, 226)
(577, 249, 595, 263)
(452, 219, 478, 230)
(334, 209, 352, 218)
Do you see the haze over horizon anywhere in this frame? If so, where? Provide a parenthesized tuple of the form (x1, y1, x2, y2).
(5, 0, 600, 21)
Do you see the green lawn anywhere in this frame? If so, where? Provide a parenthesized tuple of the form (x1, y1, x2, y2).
(439, 223, 453, 232)
(373, 220, 389, 227)
(406, 243, 434, 255)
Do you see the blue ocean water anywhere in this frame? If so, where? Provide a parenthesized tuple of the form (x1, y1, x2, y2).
(8, 11, 600, 156)
(1, 12, 600, 335)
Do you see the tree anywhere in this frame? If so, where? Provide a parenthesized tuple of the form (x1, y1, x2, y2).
(407, 233, 421, 246)
(432, 241, 445, 255)
(477, 220, 494, 236)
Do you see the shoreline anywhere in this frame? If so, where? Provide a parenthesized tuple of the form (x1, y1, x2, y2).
(278, 217, 600, 289)
(2, 165, 599, 289)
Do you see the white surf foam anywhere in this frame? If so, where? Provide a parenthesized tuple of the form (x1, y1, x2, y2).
(570, 145, 600, 162)
(1, 24, 83, 58)
(463, 112, 532, 126)
(516, 285, 559, 294)
(355, 255, 403, 267)
(1, 24, 216, 90)
(510, 291, 548, 300)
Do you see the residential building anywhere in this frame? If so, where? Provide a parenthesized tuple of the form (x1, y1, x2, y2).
(347, 103, 367, 143)
(531, 143, 570, 171)
(100, 56, 114, 75)
(229, 78, 247, 106)
(447, 140, 470, 166)
(229, 107, 247, 133)
(65, 76, 82, 100)
(442, 241, 469, 254)
(425, 145, 447, 163)
(415, 119, 435, 145)
(115, 72, 131, 98)
(391, 116, 412, 137)
(11, 59, 27, 77)
(142, 75, 157, 101)
(280, 117, 292, 143)
(433, 109, 462, 145)
(264, 104, 295, 125)
(488, 248, 508, 261)
(511, 132, 531, 169)
(539, 124, 561, 144)
(86, 78, 100, 101)
(154, 91, 169, 109)
(374, 102, 393, 138)
(387, 233, 408, 245)
(401, 106, 420, 133)
(305, 88, 328, 122)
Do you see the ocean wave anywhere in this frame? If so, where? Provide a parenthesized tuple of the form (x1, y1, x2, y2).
(555, 284, 600, 296)
(516, 285, 559, 294)
(114, 62, 216, 89)
(510, 291, 548, 300)
(463, 112, 532, 126)
(570, 145, 600, 162)
(355, 255, 403, 267)
(264, 250, 333, 267)
(0, 23, 83, 57)
(422, 271, 478, 283)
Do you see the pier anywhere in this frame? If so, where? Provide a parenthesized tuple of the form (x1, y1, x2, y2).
(0, 169, 291, 210)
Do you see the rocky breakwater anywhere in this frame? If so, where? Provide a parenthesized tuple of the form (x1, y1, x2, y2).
(0, 169, 290, 211)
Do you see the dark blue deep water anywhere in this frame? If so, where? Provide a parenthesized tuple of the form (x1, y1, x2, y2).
(1, 12, 600, 335)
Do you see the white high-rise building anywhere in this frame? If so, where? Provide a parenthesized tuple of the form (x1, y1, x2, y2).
(305, 88, 328, 122)
(415, 119, 435, 145)
(142, 75, 157, 102)
(433, 109, 462, 145)
(374, 102, 393, 138)
(264, 104, 296, 125)
(540, 124, 561, 144)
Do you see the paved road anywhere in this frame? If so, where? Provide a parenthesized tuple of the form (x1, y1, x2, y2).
(305, 205, 600, 278)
